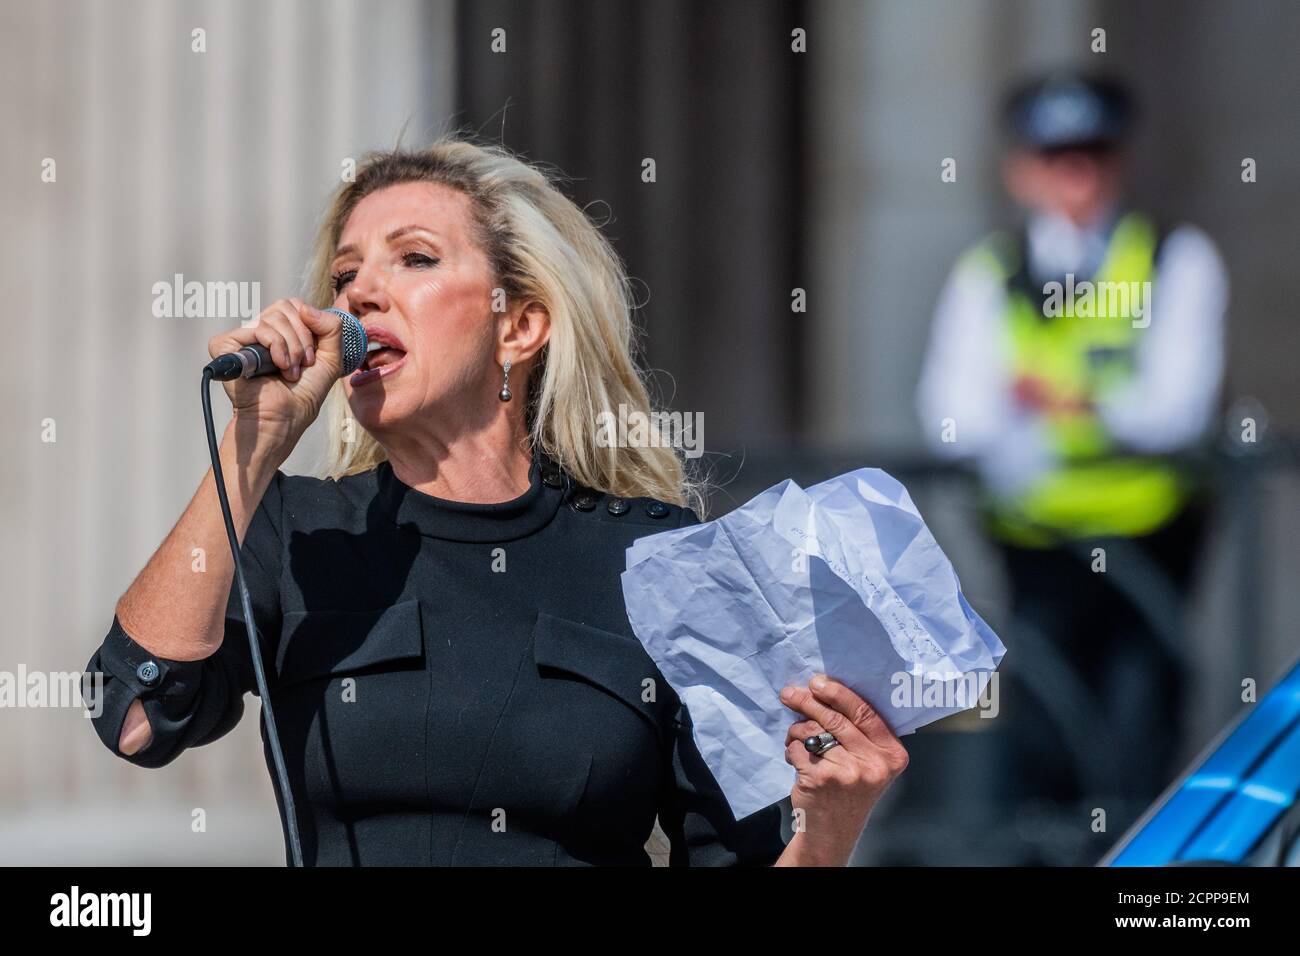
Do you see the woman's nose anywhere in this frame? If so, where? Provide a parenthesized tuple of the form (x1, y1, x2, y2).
(345, 264, 391, 316)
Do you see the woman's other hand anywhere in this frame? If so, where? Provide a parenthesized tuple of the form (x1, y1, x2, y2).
(775, 675, 909, 867)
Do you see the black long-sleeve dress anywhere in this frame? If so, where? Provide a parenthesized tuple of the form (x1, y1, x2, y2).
(84, 452, 788, 866)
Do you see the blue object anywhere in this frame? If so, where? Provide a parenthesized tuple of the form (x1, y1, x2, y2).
(1105, 654, 1300, 865)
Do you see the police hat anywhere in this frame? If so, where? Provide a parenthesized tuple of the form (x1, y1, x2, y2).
(1004, 74, 1135, 150)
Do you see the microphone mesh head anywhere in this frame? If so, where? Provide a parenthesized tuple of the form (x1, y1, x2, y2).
(323, 308, 367, 375)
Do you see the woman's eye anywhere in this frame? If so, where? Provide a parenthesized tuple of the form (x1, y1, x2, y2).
(331, 253, 434, 291)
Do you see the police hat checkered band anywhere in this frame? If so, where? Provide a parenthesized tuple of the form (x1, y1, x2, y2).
(324, 308, 368, 375)
(1009, 76, 1131, 148)
(1026, 83, 1106, 142)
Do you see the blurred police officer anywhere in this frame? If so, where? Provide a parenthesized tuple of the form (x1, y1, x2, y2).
(916, 74, 1228, 825)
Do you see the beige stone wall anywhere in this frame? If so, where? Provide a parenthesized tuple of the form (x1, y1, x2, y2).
(0, 0, 453, 864)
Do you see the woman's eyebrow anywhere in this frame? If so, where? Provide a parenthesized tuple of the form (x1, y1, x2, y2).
(385, 225, 440, 244)
(332, 226, 441, 262)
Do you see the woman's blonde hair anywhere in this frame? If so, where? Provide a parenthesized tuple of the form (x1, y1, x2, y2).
(305, 136, 704, 517)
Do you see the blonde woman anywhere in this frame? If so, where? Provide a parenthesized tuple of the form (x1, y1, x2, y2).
(85, 138, 907, 866)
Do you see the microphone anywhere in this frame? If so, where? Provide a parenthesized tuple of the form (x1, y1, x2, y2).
(197, 307, 369, 868)
(204, 308, 368, 381)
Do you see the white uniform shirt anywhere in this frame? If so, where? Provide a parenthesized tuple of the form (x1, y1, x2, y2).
(915, 209, 1229, 496)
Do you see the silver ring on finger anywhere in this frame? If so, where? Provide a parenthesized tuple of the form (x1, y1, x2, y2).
(803, 731, 840, 756)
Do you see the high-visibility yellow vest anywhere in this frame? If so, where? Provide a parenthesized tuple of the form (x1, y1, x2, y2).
(968, 212, 1191, 547)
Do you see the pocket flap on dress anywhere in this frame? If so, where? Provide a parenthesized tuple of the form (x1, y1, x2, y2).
(277, 600, 424, 689)
(532, 611, 664, 734)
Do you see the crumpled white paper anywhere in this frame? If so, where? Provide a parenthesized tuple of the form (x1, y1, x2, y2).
(621, 467, 1006, 820)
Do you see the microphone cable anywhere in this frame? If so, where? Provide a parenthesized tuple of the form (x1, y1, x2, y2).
(201, 367, 304, 867)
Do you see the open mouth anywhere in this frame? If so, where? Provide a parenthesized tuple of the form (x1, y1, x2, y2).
(361, 341, 407, 371)
(350, 326, 409, 387)
(350, 339, 408, 387)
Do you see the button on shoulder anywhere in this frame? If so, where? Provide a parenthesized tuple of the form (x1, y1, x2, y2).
(608, 494, 690, 528)
(561, 485, 692, 528)
(570, 488, 601, 512)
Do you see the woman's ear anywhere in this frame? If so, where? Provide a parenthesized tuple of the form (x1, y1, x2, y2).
(498, 298, 551, 365)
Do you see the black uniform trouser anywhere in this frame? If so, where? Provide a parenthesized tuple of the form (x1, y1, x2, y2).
(995, 503, 1206, 815)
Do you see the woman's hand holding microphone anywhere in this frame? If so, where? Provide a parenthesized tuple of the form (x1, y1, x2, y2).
(207, 298, 348, 465)
(114, 299, 350, 756)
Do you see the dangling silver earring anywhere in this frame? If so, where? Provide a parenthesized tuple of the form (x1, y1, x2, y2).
(498, 360, 512, 402)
